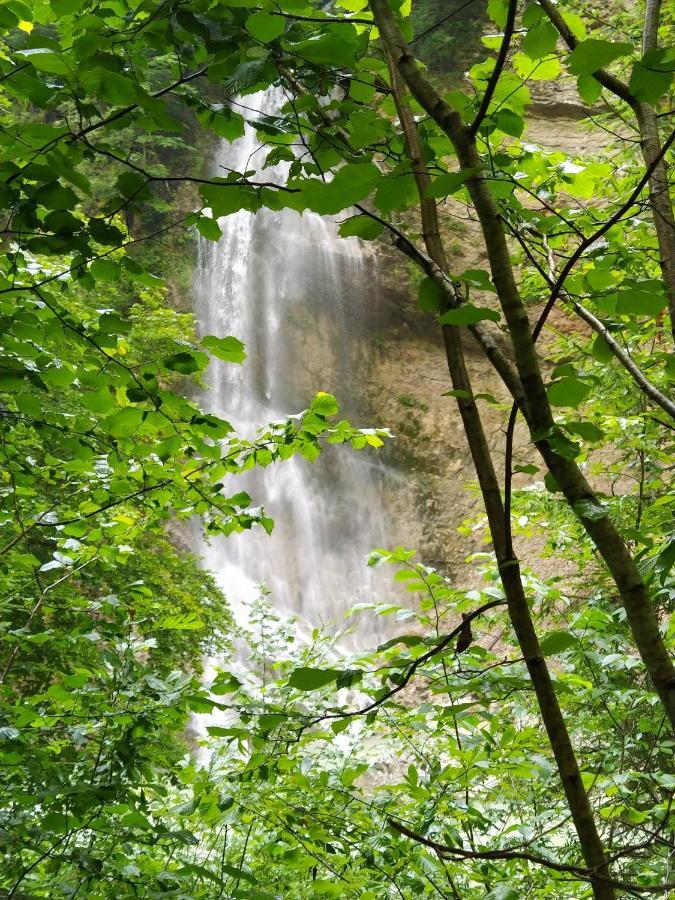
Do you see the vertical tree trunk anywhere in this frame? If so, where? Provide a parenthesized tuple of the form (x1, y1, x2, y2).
(635, 0, 675, 342)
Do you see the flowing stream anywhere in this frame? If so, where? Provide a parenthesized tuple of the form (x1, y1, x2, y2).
(192, 91, 392, 645)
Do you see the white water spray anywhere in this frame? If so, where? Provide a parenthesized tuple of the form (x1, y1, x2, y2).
(192, 90, 393, 644)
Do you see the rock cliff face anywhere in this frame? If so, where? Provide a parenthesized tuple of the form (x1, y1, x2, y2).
(350, 111, 612, 588)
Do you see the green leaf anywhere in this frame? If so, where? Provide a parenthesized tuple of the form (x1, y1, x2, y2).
(562, 9, 587, 40)
(522, 3, 544, 27)
(348, 108, 389, 150)
(300, 163, 380, 215)
(564, 420, 605, 442)
(460, 269, 497, 293)
(573, 498, 608, 521)
(577, 74, 603, 104)
(418, 277, 445, 312)
(485, 885, 520, 900)
(90, 258, 120, 282)
(16, 48, 70, 75)
(425, 168, 478, 199)
(101, 407, 144, 437)
(247, 12, 285, 42)
(534, 425, 581, 459)
(567, 39, 632, 76)
(50, 0, 84, 14)
(541, 630, 578, 656)
(158, 613, 205, 630)
(514, 463, 539, 474)
(522, 21, 559, 60)
(287, 667, 343, 690)
(591, 333, 613, 363)
(443, 389, 472, 399)
(98, 72, 139, 106)
(615, 288, 667, 317)
(439, 305, 500, 325)
(200, 183, 260, 219)
(116, 172, 147, 199)
(196, 217, 222, 241)
(338, 215, 384, 240)
(629, 49, 674, 103)
(495, 109, 524, 137)
(82, 386, 115, 413)
(163, 351, 209, 374)
(487, 0, 508, 27)
(374, 173, 416, 214)
(210, 111, 246, 141)
(310, 392, 339, 417)
(547, 376, 592, 408)
(35, 181, 78, 210)
(201, 335, 246, 364)
(288, 26, 359, 68)
(544, 471, 560, 492)
(98, 312, 131, 336)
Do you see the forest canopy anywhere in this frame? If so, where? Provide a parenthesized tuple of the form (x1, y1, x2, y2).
(0, 0, 674, 897)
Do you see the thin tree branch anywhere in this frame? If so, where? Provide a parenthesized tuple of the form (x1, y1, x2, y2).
(389, 819, 675, 894)
(470, 0, 517, 137)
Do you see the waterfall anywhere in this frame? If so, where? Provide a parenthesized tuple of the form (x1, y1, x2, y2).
(192, 90, 392, 645)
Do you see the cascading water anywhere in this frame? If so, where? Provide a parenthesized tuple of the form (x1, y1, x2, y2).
(192, 90, 392, 644)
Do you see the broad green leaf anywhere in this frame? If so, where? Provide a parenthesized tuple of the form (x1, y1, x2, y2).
(374, 172, 417, 214)
(615, 288, 667, 317)
(16, 48, 70, 75)
(163, 350, 209, 374)
(338, 215, 384, 240)
(495, 109, 524, 137)
(567, 39, 632, 76)
(629, 49, 674, 103)
(577, 74, 603, 104)
(487, 0, 508, 27)
(90, 258, 120, 282)
(196, 217, 222, 241)
(564, 420, 605, 442)
(591, 334, 613, 363)
(348, 108, 388, 150)
(547, 376, 592, 408)
(573, 498, 609, 521)
(200, 183, 260, 218)
(310, 392, 339, 417)
(522, 21, 558, 60)
(460, 269, 497, 292)
(98, 312, 131, 336)
(101, 407, 144, 437)
(201, 335, 246, 364)
(287, 667, 343, 690)
(247, 12, 285, 42)
(439, 305, 500, 325)
(300, 163, 380, 215)
(50, 0, 85, 15)
(485, 885, 520, 900)
(287, 26, 359, 68)
(425, 168, 478, 199)
(158, 613, 205, 630)
(418, 277, 445, 312)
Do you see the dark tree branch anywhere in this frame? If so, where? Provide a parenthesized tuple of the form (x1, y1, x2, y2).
(469, 0, 517, 137)
(389, 819, 675, 895)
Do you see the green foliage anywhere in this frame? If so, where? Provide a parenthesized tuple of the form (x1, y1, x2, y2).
(0, 0, 673, 895)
